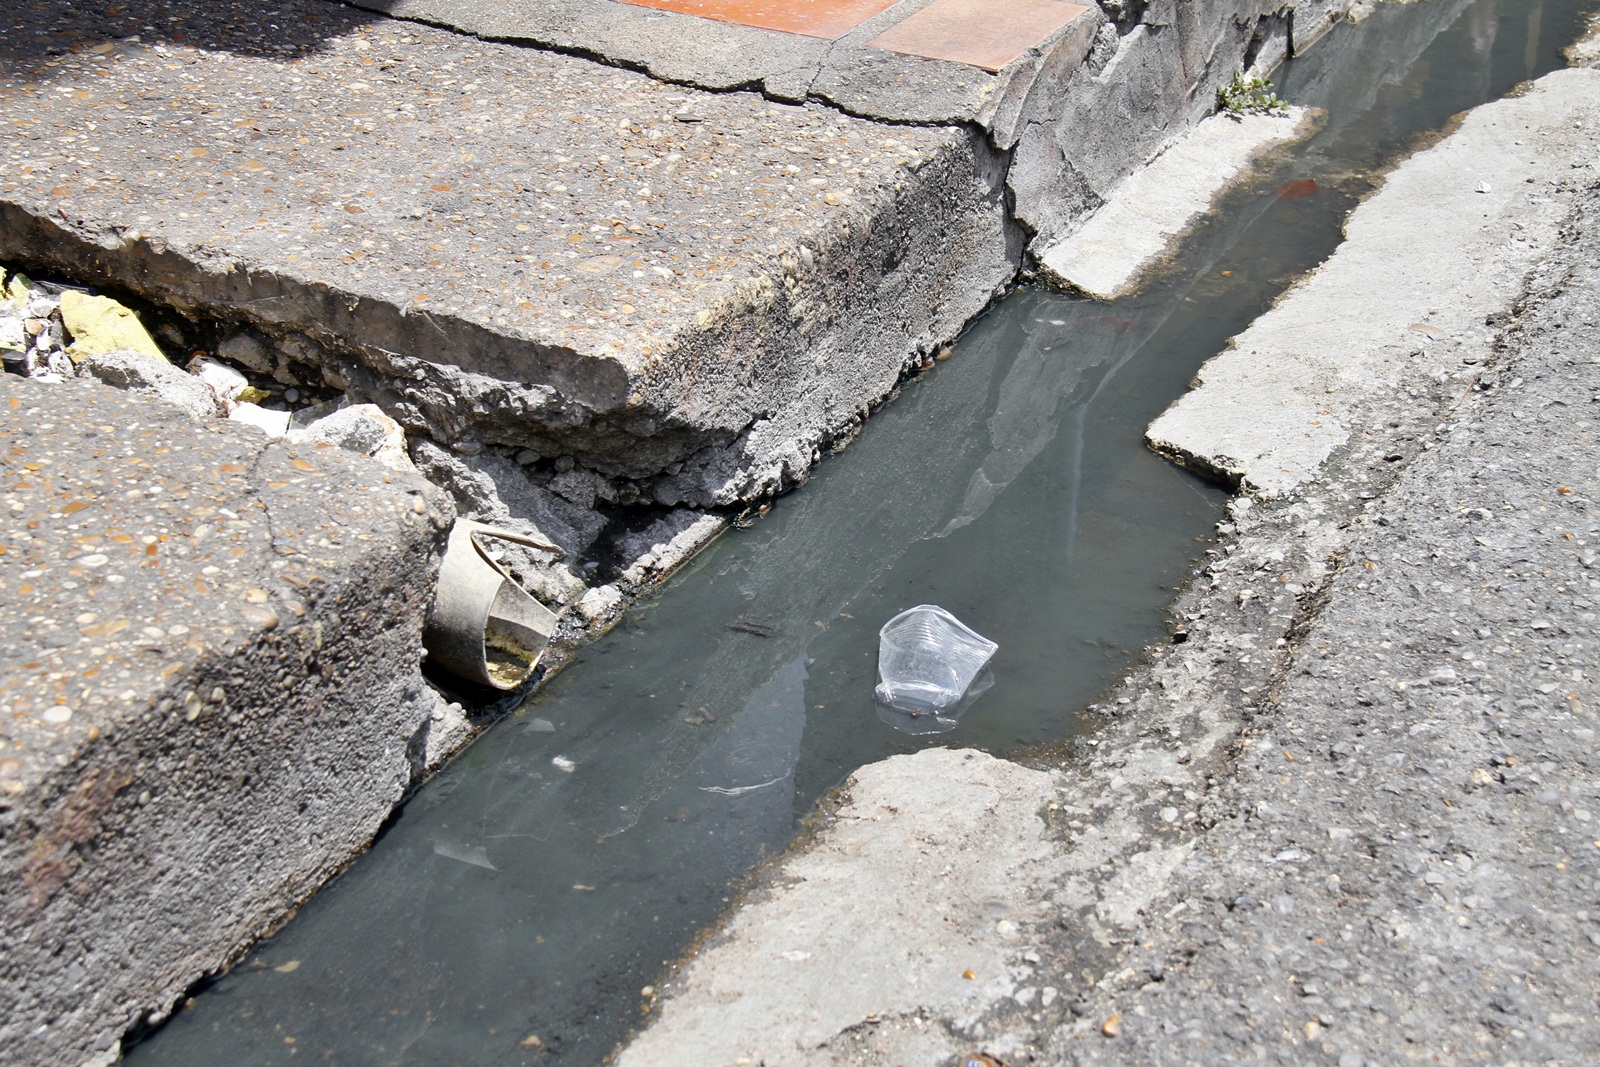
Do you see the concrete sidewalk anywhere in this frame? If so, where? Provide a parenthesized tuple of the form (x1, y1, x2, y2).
(0, 0, 1344, 530)
(613, 61, 1600, 1067)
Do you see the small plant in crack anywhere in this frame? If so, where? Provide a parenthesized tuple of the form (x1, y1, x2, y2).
(1218, 71, 1289, 117)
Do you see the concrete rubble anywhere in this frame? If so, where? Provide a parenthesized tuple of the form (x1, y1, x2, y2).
(616, 61, 1600, 1067)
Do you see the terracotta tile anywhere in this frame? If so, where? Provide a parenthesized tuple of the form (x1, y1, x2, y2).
(614, 0, 902, 40)
(868, 0, 1092, 72)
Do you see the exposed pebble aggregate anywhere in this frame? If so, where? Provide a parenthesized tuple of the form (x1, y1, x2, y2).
(0, 371, 439, 794)
(0, 368, 453, 1067)
(0, 0, 945, 371)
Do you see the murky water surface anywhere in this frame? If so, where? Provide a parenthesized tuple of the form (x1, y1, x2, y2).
(130, 1, 1594, 1063)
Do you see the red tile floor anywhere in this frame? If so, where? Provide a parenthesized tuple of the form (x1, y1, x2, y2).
(611, 0, 1093, 71)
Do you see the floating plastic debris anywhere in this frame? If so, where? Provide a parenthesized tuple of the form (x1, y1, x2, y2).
(874, 605, 997, 712)
(432, 840, 497, 871)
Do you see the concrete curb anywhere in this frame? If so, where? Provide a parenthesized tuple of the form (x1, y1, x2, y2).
(1039, 105, 1324, 301)
(0, 375, 453, 1065)
(1148, 68, 1600, 497)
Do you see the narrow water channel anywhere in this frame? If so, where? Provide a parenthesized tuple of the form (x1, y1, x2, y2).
(128, 1, 1595, 1063)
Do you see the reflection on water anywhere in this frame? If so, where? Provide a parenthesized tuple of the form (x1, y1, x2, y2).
(127, 1, 1597, 1064)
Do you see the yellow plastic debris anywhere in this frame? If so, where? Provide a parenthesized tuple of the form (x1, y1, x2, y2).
(59, 290, 167, 363)
(2, 269, 28, 309)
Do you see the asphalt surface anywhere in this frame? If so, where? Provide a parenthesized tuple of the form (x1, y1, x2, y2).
(1047, 164, 1600, 1067)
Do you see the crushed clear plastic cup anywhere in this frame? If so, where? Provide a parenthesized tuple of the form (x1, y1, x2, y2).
(874, 605, 997, 712)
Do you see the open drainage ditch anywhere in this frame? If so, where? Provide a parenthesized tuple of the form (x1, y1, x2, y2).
(125, 0, 1595, 1063)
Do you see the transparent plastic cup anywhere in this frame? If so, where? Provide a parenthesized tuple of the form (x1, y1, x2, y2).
(874, 605, 998, 712)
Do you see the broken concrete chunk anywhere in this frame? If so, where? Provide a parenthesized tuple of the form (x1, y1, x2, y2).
(547, 468, 603, 510)
(576, 584, 624, 623)
(288, 396, 345, 431)
(0, 271, 25, 354)
(189, 355, 250, 404)
(216, 331, 275, 373)
(618, 511, 725, 585)
(288, 402, 413, 472)
(76, 349, 219, 421)
(0, 313, 23, 356)
(229, 401, 292, 437)
(410, 440, 607, 558)
(59, 290, 166, 363)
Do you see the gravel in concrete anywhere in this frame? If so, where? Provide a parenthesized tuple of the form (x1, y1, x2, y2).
(0, 373, 452, 1066)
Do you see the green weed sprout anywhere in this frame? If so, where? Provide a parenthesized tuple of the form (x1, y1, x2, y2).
(1218, 72, 1289, 117)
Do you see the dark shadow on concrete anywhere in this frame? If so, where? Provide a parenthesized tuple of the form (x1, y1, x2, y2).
(0, 0, 387, 79)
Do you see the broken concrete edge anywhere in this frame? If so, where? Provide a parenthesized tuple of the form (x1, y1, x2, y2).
(608, 69, 1600, 1067)
(1147, 68, 1600, 499)
(7, 211, 1053, 771)
(0, 7, 1372, 701)
(0, 0, 1357, 534)
(4, 0, 1340, 521)
(0, 124, 1012, 510)
(1036, 105, 1325, 301)
(0, 374, 457, 1067)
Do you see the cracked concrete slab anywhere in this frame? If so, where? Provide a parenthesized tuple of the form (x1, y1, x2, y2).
(342, 0, 1100, 124)
(0, 373, 453, 1066)
(0, 0, 1017, 513)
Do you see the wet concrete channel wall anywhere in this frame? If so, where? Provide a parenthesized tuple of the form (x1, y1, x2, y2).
(2, 0, 1357, 1062)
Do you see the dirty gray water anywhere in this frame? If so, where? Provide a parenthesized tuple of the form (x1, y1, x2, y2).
(127, 1, 1595, 1063)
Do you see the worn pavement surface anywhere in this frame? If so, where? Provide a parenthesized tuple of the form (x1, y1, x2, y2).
(0, 374, 453, 1066)
(615, 62, 1600, 1067)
